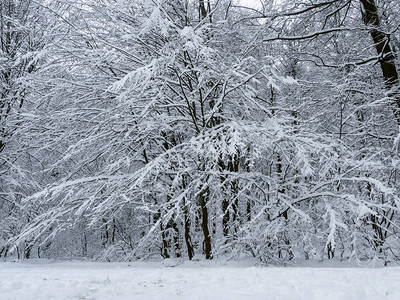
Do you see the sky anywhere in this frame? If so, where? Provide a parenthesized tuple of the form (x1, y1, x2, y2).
(237, 0, 263, 9)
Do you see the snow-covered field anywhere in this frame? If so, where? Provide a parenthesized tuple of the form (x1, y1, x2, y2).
(1, 259, 400, 299)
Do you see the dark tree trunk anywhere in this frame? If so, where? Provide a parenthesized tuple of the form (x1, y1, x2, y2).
(171, 220, 181, 258)
(155, 209, 170, 258)
(200, 186, 212, 259)
(24, 243, 32, 259)
(277, 154, 288, 219)
(0, 246, 6, 258)
(112, 218, 116, 244)
(183, 196, 194, 260)
(360, 0, 400, 123)
(222, 199, 230, 238)
(184, 211, 194, 260)
(101, 218, 109, 246)
(218, 154, 230, 240)
(181, 176, 194, 260)
(199, 0, 212, 22)
(327, 243, 335, 259)
(197, 0, 213, 260)
(160, 222, 170, 259)
(82, 232, 87, 257)
(220, 153, 240, 240)
(229, 154, 239, 234)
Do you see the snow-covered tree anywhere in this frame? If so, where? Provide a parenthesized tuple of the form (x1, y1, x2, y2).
(3, 0, 400, 264)
(0, 0, 51, 259)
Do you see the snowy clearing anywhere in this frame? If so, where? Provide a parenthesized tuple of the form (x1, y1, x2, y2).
(1, 260, 400, 299)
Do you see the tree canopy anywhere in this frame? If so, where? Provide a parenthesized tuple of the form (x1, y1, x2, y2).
(1, 0, 400, 264)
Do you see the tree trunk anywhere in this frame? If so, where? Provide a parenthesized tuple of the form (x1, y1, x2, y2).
(183, 196, 194, 260)
(199, 0, 212, 22)
(360, 0, 400, 123)
(184, 209, 194, 260)
(200, 186, 212, 259)
(160, 222, 170, 259)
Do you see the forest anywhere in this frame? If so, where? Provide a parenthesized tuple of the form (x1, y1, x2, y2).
(0, 0, 400, 265)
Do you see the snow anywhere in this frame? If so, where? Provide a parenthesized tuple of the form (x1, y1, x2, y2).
(1, 260, 400, 299)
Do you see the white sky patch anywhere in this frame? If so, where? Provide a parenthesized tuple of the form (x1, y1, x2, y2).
(238, 0, 283, 9)
(237, 0, 262, 9)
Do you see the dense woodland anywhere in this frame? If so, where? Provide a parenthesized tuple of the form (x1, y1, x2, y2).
(0, 0, 399, 264)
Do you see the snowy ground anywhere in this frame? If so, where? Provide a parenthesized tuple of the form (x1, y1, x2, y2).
(1, 259, 400, 299)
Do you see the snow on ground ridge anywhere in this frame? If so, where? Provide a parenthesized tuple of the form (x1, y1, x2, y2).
(1, 259, 400, 299)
